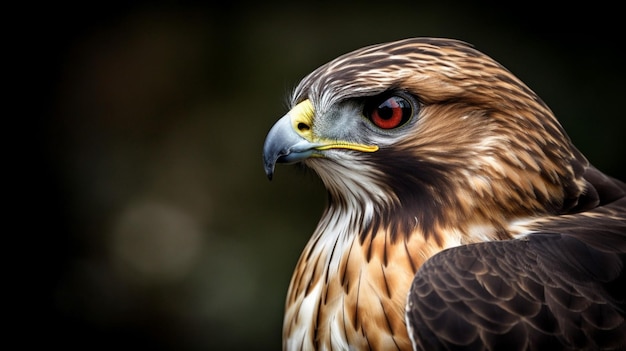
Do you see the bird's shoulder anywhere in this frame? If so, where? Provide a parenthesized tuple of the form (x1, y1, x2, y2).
(406, 167, 626, 351)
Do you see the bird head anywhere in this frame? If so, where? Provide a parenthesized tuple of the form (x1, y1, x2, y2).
(263, 38, 588, 241)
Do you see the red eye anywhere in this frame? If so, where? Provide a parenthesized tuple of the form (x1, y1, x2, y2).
(368, 95, 412, 129)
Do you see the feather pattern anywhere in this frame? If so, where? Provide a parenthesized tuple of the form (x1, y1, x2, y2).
(265, 38, 626, 350)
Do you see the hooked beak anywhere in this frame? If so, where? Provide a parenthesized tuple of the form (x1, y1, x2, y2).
(262, 99, 378, 180)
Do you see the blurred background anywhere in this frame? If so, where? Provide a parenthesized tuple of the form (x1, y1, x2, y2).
(27, 1, 624, 350)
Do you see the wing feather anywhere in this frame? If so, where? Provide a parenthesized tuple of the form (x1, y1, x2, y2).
(407, 225, 626, 350)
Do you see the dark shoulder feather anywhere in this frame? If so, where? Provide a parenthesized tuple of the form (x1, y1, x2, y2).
(406, 174, 626, 351)
(406, 235, 625, 350)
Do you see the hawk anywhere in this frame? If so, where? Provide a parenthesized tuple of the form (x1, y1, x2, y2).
(262, 38, 626, 350)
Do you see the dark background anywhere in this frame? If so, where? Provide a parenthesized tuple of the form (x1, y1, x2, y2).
(24, 1, 624, 350)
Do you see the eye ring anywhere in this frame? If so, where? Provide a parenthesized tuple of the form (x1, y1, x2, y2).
(364, 93, 414, 129)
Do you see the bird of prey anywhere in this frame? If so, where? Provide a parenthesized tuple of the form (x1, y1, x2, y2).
(262, 38, 626, 351)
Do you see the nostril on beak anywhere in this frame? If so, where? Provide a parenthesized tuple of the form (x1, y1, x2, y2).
(298, 122, 310, 132)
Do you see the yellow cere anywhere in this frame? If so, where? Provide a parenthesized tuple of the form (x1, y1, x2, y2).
(289, 99, 315, 131)
(288, 98, 379, 154)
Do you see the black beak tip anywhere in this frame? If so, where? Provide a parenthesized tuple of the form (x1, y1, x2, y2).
(264, 159, 275, 181)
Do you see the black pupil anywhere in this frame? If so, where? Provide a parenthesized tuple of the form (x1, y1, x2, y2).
(378, 104, 394, 119)
(378, 97, 410, 120)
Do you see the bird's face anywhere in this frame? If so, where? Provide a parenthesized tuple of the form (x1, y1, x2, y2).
(263, 90, 421, 206)
(263, 38, 586, 238)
